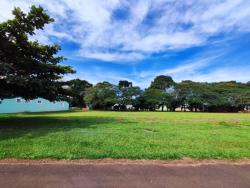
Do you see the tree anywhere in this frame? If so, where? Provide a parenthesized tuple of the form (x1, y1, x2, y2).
(116, 80, 142, 110)
(118, 80, 132, 89)
(66, 79, 92, 107)
(150, 75, 174, 91)
(175, 81, 205, 111)
(84, 82, 118, 110)
(141, 88, 168, 111)
(148, 75, 175, 111)
(118, 86, 142, 110)
(0, 6, 75, 101)
(174, 81, 250, 112)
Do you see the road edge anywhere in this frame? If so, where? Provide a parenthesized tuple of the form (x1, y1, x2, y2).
(0, 158, 250, 166)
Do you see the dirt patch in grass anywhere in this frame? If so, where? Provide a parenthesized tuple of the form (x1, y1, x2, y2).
(144, 128, 158, 133)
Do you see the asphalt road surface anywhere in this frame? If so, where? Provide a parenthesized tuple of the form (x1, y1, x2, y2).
(0, 162, 250, 188)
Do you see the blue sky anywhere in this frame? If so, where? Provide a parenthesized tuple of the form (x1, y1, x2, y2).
(1, 0, 250, 88)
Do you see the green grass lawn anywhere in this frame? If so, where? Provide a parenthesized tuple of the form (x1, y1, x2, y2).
(0, 111, 250, 160)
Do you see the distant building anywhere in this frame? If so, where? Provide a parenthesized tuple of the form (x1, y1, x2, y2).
(0, 97, 69, 113)
(112, 104, 134, 110)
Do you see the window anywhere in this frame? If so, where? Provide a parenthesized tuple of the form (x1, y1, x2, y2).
(16, 98, 21, 103)
(25, 100, 30, 103)
(37, 100, 42, 104)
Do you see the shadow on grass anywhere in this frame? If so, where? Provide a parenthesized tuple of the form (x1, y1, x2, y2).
(0, 116, 119, 141)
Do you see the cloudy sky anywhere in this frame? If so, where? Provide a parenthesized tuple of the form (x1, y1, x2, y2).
(1, 0, 250, 87)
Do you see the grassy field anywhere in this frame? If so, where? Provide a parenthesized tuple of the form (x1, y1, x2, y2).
(0, 111, 250, 160)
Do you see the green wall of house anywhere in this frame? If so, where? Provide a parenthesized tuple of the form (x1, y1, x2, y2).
(0, 98, 69, 113)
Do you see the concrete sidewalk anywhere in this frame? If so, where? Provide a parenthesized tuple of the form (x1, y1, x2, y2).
(0, 162, 249, 188)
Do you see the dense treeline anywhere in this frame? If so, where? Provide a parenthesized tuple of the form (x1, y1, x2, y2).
(67, 76, 250, 112)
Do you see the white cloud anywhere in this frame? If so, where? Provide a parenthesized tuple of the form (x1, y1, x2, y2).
(1, 0, 250, 62)
(184, 66, 250, 83)
(133, 53, 220, 87)
(139, 55, 250, 87)
(79, 51, 145, 62)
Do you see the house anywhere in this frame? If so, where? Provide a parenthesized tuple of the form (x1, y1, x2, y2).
(112, 104, 134, 110)
(0, 97, 69, 113)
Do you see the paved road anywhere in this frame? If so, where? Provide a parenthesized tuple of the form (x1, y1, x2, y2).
(0, 163, 250, 188)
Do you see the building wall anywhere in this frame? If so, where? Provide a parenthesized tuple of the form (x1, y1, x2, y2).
(0, 97, 69, 113)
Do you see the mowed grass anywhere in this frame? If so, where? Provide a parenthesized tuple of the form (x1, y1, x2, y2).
(0, 111, 250, 160)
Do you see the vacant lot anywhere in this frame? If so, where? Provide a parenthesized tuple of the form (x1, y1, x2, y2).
(0, 111, 250, 160)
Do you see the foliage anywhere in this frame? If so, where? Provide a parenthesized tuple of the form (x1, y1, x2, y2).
(141, 88, 169, 111)
(84, 82, 118, 110)
(175, 81, 205, 111)
(117, 86, 142, 110)
(0, 6, 75, 101)
(82, 76, 250, 112)
(66, 79, 92, 107)
(174, 80, 250, 112)
(150, 75, 175, 91)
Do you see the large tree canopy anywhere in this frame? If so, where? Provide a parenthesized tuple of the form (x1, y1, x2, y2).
(0, 6, 75, 100)
(150, 75, 174, 91)
(84, 82, 118, 110)
(66, 79, 92, 107)
(117, 80, 142, 110)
